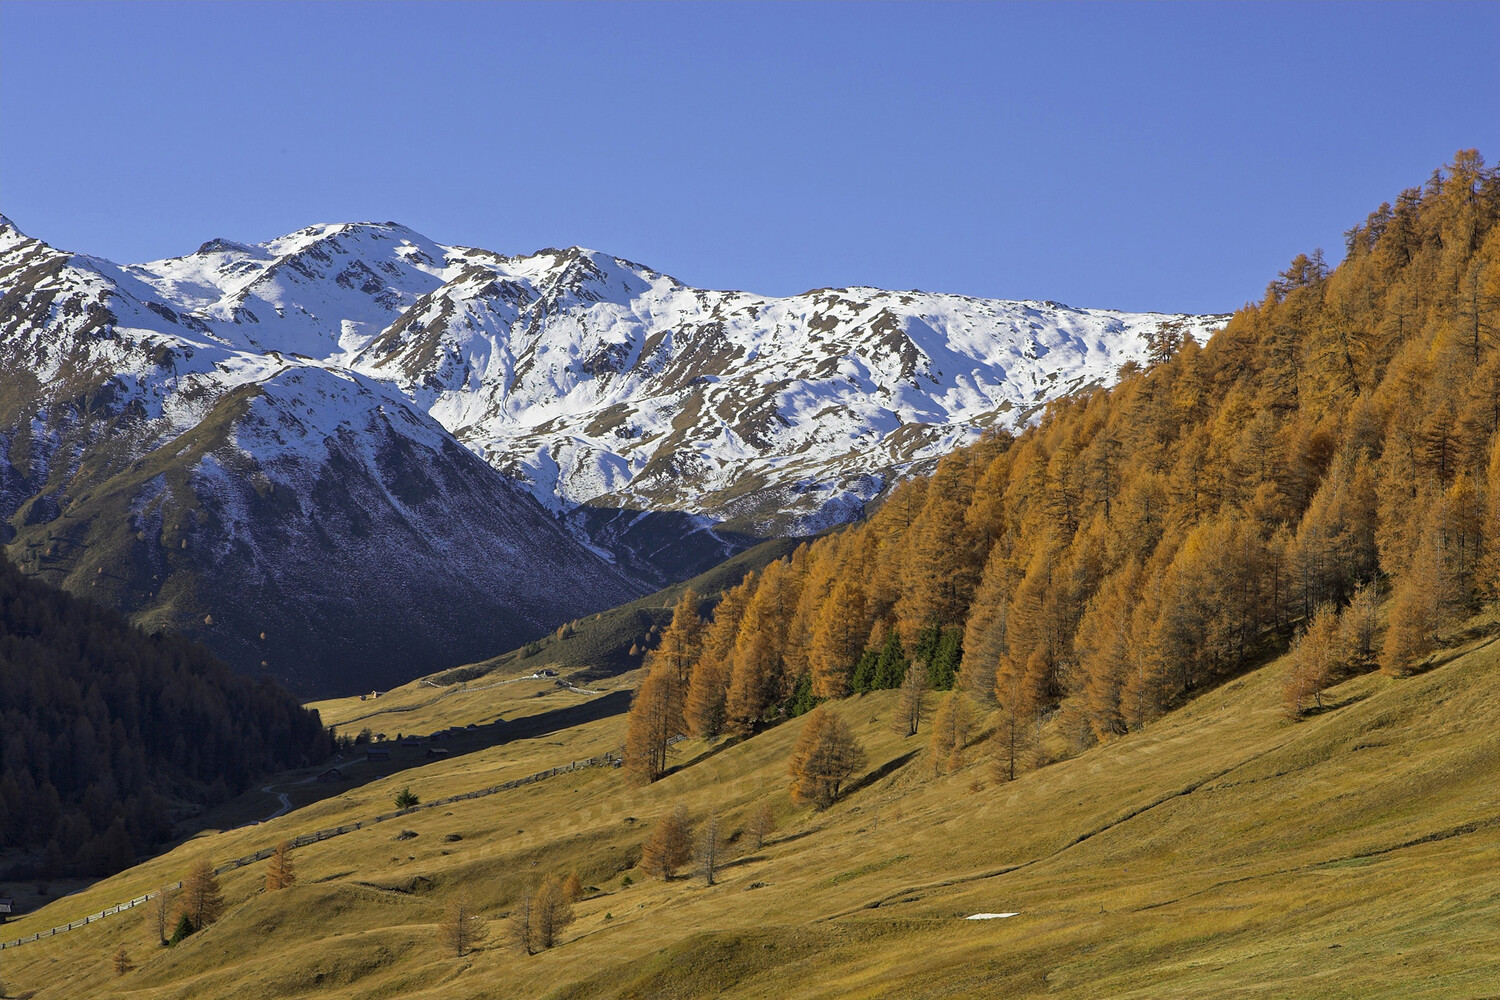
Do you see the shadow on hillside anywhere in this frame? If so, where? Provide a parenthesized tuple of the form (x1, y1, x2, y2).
(763, 827, 823, 849)
(471, 533, 818, 687)
(716, 852, 776, 873)
(567, 505, 767, 592)
(842, 749, 920, 799)
(500, 689, 633, 742)
(1405, 630, 1500, 678)
(661, 733, 745, 780)
(1298, 689, 1373, 718)
(196, 689, 634, 838)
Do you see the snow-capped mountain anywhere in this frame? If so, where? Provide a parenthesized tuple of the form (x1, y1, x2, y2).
(0, 218, 642, 695)
(0, 215, 1223, 691)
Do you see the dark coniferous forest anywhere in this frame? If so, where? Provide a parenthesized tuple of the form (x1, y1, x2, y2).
(0, 557, 331, 877)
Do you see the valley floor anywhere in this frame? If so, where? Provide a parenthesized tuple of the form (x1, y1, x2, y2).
(3, 626, 1498, 999)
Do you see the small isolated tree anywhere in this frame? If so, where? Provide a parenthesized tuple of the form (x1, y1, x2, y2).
(510, 885, 535, 955)
(179, 860, 224, 931)
(639, 804, 694, 880)
(788, 706, 867, 809)
(113, 945, 134, 976)
(696, 813, 725, 886)
(529, 876, 576, 950)
(394, 786, 420, 810)
(746, 802, 777, 851)
(440, 896, 488, 958)
(265, 840, 296, 892)
(928, 691, 975, 774)
(167, 913, 196, 947)
(562, 871, 583, 903)
(1284, 604, 1341, 717)
(148, 882, 177, 945)
(892, 661, 929, 737)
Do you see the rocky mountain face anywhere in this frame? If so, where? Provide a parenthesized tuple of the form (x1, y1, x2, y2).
(0, 220, 642, 696)
(0, 216, 1222, 693)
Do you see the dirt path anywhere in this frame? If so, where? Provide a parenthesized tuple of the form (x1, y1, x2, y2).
(261, 785, 294, 821)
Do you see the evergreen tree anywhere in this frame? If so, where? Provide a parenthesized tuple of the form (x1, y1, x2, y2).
(872, 630, 910, 690)
(782, 673, 820, 718)
(849, 648, 880, 693)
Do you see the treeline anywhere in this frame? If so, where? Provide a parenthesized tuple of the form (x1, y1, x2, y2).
(0, 557, 332, 876)
(626, 151, 1500, 782)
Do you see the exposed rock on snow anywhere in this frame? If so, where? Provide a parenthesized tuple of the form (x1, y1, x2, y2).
(0, 216, 1224, 690)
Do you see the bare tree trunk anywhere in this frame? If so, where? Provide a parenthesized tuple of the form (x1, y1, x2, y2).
(509, 890, 534, 955)
(149, 884, 176, 945)
(441, 897, 487, 957)
(698, 814, 723, 885)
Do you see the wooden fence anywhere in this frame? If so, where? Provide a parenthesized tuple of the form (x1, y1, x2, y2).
(0, 753, 618, 950)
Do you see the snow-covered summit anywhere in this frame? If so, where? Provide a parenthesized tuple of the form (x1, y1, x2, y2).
(1, 217, 1225, 586)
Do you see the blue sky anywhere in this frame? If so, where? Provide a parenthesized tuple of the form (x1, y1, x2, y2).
(1, 2, 1495, 314)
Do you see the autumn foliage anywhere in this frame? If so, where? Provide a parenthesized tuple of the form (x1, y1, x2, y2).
(639, 804, 694, 879)
(646, 152, 1498, 785)
(624, 590, 704, 783)
(264, 840, 295, 892)
(787, 706, 867, 808)
(179, 860, 224, 931)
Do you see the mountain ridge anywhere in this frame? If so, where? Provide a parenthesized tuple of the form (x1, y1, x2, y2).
(28, 215, 1224, 530)
(0, 215, 1223, 692)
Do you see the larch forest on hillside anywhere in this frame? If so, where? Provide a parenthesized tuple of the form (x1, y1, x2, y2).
(625, 151, 1500, 788)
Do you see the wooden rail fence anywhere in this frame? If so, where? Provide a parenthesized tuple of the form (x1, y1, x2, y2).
(0, 753, 619, 950)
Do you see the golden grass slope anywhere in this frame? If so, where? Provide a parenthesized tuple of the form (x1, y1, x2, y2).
(4, 623, 1499, 999)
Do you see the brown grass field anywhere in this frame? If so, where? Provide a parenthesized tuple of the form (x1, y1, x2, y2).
(3, 618, 1498, 999)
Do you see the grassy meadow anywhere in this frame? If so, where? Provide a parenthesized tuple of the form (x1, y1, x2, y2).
(3, 618, 1498, 999)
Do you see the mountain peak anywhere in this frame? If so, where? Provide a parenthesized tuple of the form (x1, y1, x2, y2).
(194, 236, 264, 257)
(0, 216, 1226, 604)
